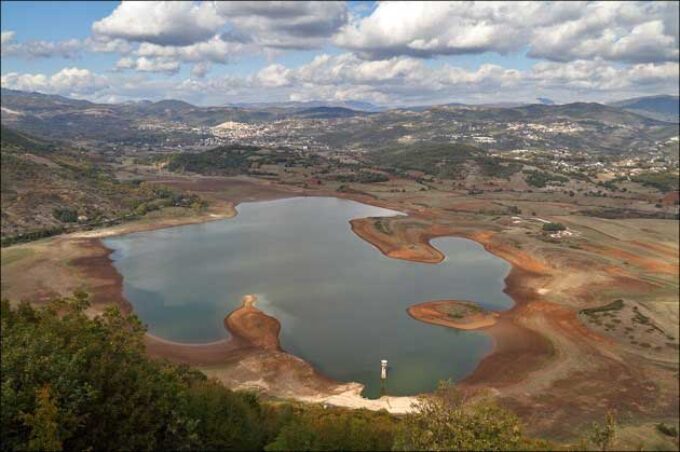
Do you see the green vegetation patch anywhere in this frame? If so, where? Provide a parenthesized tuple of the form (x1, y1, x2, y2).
(167, 145, 259, 175)
(437, 301, 484, 320)
(542, 222, 566, 232)
(333, 171, 389, 183)
(656, 423, 679, 438)
(476, 158, 522, 179)
(631, 171, 680, 193)
(368, 142, 482, 179)
(580, 299, 625, 316)
(373, 218, 392, 235)
(166, 145, 324, 177)
(523, 170, 569, 188)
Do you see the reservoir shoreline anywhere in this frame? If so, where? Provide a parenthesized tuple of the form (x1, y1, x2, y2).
(68, 187, 554, 407)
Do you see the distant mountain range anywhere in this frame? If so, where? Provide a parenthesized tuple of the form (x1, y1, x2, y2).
(228, 99, 384, 112)
(607, 95, 679, 123)
(1, 88, 677, 156)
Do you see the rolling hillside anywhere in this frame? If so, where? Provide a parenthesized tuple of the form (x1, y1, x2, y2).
(608, 95, 679, 123)
(0, 126, 201, 244)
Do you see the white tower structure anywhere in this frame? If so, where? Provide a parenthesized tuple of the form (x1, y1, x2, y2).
(380, 359, 388, 379)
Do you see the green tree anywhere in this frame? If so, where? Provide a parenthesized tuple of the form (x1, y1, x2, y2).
(265, 406, 398, 451)
(1, 294, 200, 450)
(587, 411, 617, 451)
(542, 222, 566, 232)
(393, 382, 548, 451)
(0, 293, 278, 451)
(22, 385, 62, 451)
(184, 381, 265, 451)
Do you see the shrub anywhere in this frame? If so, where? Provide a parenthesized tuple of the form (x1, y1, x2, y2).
(393, 382, 548, 451)
(542, 222, 566, 232)
(52, 207, 78, 223)
(656, 423, 678, 438)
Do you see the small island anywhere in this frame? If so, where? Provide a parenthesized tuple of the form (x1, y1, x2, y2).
(407, 300, 499, 330)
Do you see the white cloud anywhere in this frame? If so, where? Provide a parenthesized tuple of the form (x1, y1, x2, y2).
(215, 1, 348, 49)
(529, 2, 679, 63)
(1, 30, 15, 46)
(335, 1, 534, 58)
(255, 64, 292, 87)
(116, 56, 180, 74)
(253, 53, 677, 105)
(257, 53, 522, 91)
(134, 34, 249, 64)
(1, 67, 109, 97)
(1, 31, 83, 59)
(84, 37, 133, 54)
(335, 1, 679, 63)
(0, 32, 131, 59)
(92, 1, 224, 46)
(2, 56, 677, 107)
(190, 62, 211, 79)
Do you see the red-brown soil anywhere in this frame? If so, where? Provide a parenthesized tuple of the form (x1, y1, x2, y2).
(407, 300, 499, 330)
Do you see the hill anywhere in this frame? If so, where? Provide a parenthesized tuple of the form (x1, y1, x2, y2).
(292, 106, 366, 119)
(1, 89, 677, 156)
(0, 126, 202, 244)
(608, 95, 679, 123)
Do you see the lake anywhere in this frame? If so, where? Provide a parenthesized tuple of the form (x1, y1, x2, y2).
(104, 197, 513, 398)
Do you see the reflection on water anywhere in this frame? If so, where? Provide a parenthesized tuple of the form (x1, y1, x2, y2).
(104, 197, 513, 398)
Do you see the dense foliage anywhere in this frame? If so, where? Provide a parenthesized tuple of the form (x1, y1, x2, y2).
(630, 171, 679, 193)
(393, 382, 548, 451)
(476, 158, 523, 179)
(165, 145, 323, 176)
(369, 142, 482, 178)
(524, 170, 570, 188)
(0, 293, 286, 450)
(167, 145, 259, 175)
(333, 171, 390, 183)
(265, 406, 398, 451)
(542, 222, 567, 232)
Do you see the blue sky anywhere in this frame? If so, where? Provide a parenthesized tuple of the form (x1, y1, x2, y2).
(1, 1, 678, 106)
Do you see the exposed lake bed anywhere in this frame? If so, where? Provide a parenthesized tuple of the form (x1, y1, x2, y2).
(104, 197, 514, 398)
(3, 174, 676, 435)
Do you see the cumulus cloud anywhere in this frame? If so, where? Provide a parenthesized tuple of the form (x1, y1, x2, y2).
(529, 2, 679, 63)
(2, 55, 677, 107)
(92, 1, 224, 46)
(256, 53, 523, 93)
(251, 52, 678, 105)
(190, 62, 212, 79)
(116, 56, 180, 74)
(134, 34, 250, 64)
(215, 1, 348, 49)
(1, 67, 109, 97)
(86, 0, 349, 71)
(1, 31, 83, 59)
(84, 37, 133, 54)
(335, 1, 679, 63)
(0, 32, 132, 59)
(255, 63, 293, 87)
(530, 59, 680, 91)
(1, 30, 15, 46)
(334, 1, 535, 58)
